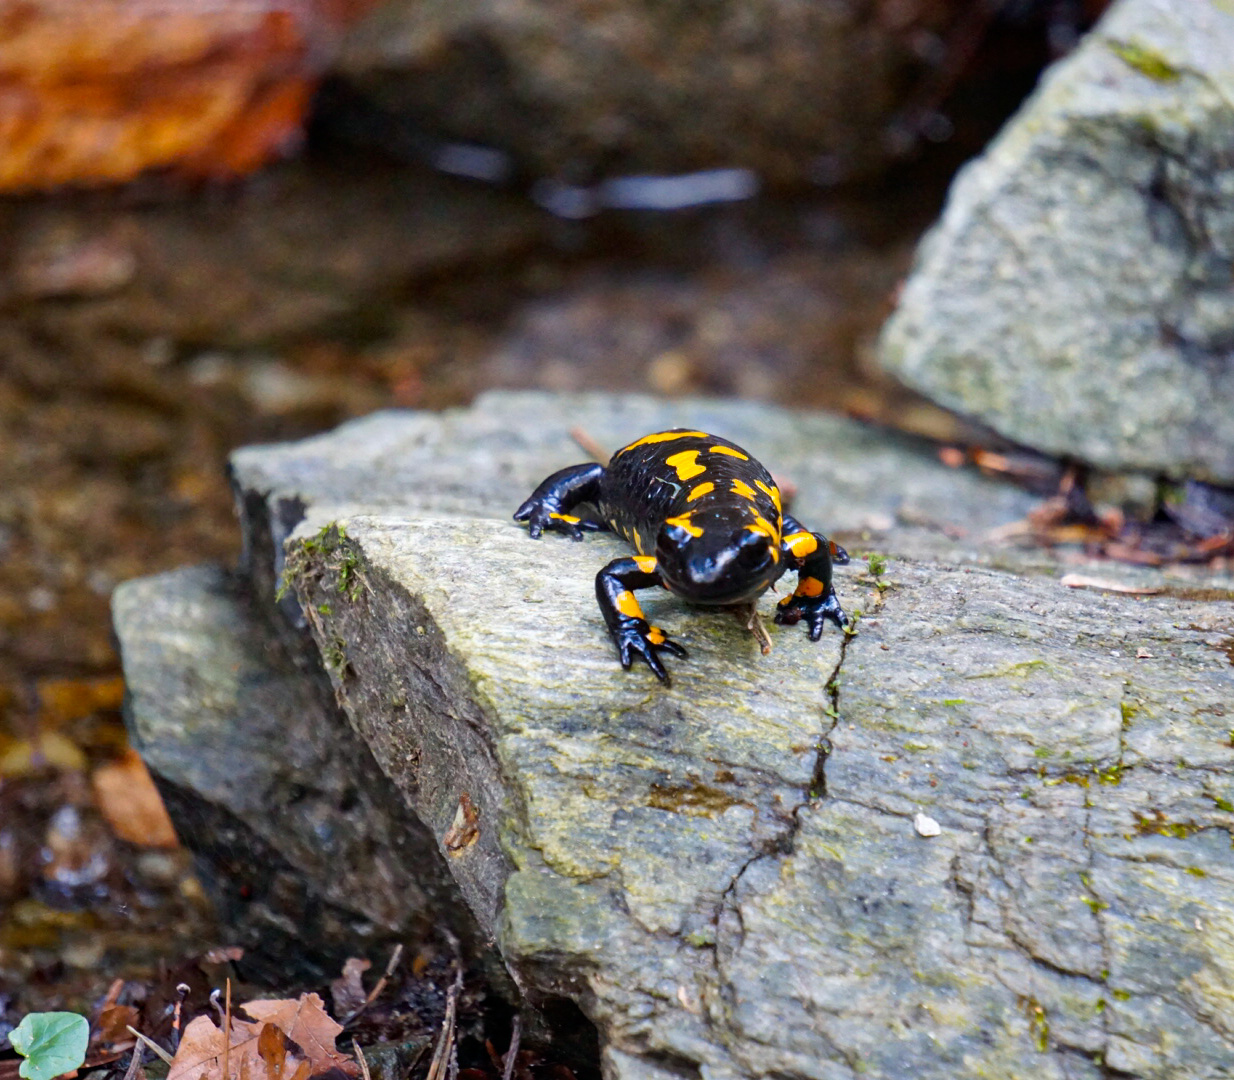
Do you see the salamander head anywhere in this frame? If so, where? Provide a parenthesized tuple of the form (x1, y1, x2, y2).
(655, 507, 780, 605)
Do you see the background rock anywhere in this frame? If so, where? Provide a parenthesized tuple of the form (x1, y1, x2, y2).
(214, 392, 1234, 1078)
(0, 0, 380, 192)
(331, 0, 971, 187)
(880, 0, 1234, 484)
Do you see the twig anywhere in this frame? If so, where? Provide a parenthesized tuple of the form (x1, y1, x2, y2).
(101, 979, 125, 1012)
(501, 1016, 521, 1080)
(423, 979, 460, 1080)
(344, 943, 405, 1026)
(732, 602, 773, 654)
(171, 983, 190, 1054)
(121, 1045, 145, 1080)
(747, 607, 773, 655)
(354, 1044, 371, 1080)
(569, 427, 610, 465)
(425, 938, 464, 1080)
(223, 978, 232, 1080)
(124, 1029, 173, 1066)
(1059, 574, 1163, 595)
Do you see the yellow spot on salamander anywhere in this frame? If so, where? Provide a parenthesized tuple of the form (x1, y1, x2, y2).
(746, 514, 780, 543)
(665, 514, 703, 538)
(796, 576, 825, 598)
(687, 481, 715, 502)
(615, 590, 645, 620)
(731, 479, 757, 501)
(784, 531, 818, 558)
(633, 555, 658, 573)
(616, 430, 709, 455)
(633, 527, 643, 553)
(709, 445, 748, 460)
(666, 449, 706, 481)
(549, 512, 581, 524)
(646, 627, 666, 645)
(755, 479, 781, 514)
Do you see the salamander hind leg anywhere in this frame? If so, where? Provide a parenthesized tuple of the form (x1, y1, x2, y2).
(514, 463, 607, 540)
(776, 527, 849, 640)
(596, 556, 687, 684)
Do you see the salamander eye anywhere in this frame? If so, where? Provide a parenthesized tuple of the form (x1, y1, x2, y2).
(734, 530, 771, 568)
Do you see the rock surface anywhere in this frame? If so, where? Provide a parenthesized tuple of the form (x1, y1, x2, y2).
(113, 564, 471, 980)
(125, 392, 1234, 1077)
(331, 0, 968, 186)
(880, 0, 1234, 484)
(0, 0, 377, 191)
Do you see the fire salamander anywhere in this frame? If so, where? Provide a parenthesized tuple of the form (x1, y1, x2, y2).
(514, 429, 849, 683)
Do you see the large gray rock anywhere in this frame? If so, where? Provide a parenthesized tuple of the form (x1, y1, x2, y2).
(113, 565, 474, 979)
(880, 0, 1234, 484)
(332, 0, 968, 187)
(216, 392, 1233, 1079)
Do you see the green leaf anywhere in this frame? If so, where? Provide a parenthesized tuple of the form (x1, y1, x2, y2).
(10, 1013, 89, 1080)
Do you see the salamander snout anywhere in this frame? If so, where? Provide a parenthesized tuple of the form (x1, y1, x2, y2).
(655, 523, 778, 604)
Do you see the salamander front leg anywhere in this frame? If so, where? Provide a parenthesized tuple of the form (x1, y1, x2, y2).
(514, 463, 607, 540)
(775, 527, 849, 640)
(595, 556, 687, 684)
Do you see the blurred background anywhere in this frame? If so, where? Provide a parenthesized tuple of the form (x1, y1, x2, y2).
(0, 0, 1109, 1044)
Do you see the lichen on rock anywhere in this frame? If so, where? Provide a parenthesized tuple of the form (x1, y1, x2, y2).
(120, 392, 1234, 1078)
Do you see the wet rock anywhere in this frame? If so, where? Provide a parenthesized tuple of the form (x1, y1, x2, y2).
(880, 0, 1234, 484)
(112, 564, 470, 980)
(0, 0, 368, 192)
(218, 392, 1234, 1077)
(331, 0, 969, 186)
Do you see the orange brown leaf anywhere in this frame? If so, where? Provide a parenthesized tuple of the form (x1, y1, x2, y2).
(91, 748, 179, 848)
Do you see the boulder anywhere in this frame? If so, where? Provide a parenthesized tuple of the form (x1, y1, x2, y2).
(331, 0, 970, 187)
(113, 564, 474, 981)
(880, 0, 1234, 484)
(201, 391, 1234, 1078)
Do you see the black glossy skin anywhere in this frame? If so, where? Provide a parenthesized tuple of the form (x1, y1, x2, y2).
(514, 429, 849, 683)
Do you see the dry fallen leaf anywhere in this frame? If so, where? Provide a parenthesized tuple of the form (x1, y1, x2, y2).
(166, 994, 356, 1080)
(91, 748, 179, 848)
(168, 1013, 269, 1080)
(241, 995, 359, 1076)
(443, 793, 480, 854)
(94, 1004, 140, 1050)
(330, 958, 371, 1018)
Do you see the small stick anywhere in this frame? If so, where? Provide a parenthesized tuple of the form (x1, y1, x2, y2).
(747, 607, 773, 655)
(732, 602, 773, 654)
(354, 1044, 371, 1080)
(569, 427, 610, 465)
(223, 979, 232, 1080)
(344, 943, 405, 1025)
(501, 1016, 521, 1080)
(121, 1045, 145, 1080)
(124, 1029, 173, 1067)
(171, 983, 190, 1054)
(101, 979, 125, 1012)
(423, 981, 459, 1080)
(424, 951, 463, 1080)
